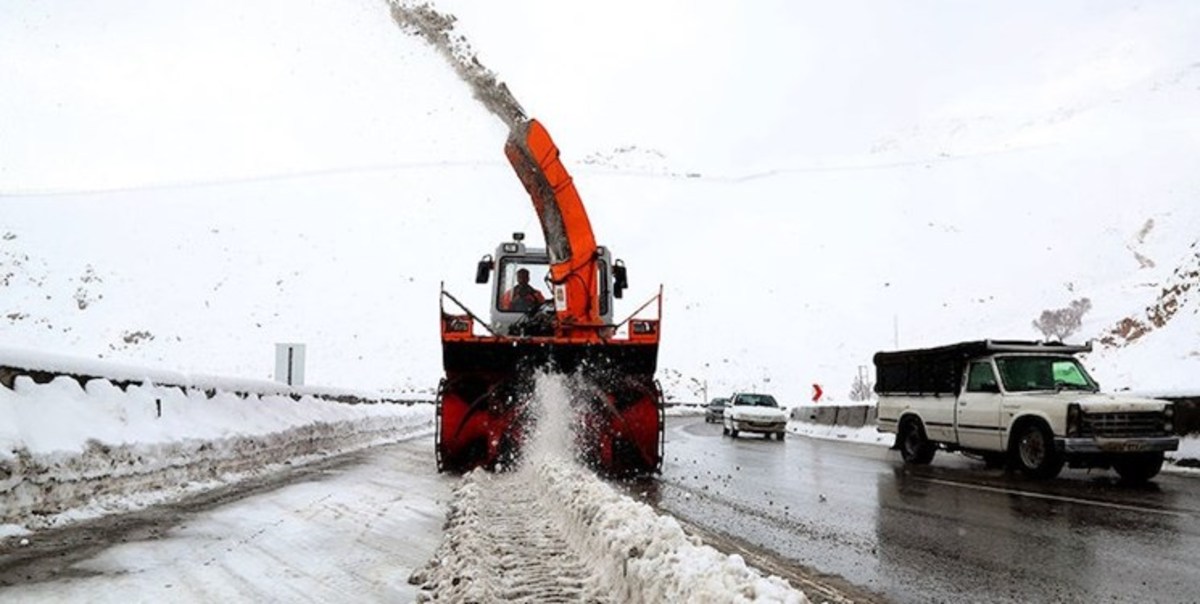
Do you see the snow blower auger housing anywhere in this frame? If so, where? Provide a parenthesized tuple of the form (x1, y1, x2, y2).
(436, 119, 664, 476)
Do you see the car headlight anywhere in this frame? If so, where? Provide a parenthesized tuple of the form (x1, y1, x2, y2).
(1164, 405, 1175, 418)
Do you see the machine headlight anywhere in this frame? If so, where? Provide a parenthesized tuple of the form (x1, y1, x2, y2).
(631, 320, 657, 335)
(1164, 421, 1174, 433)
(1164, 405, 1175, 418)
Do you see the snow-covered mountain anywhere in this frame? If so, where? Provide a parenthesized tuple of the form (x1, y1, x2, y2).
(2, 0, 1198, 403)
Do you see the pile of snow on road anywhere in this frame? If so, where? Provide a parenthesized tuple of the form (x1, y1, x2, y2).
(413, 459, 806, 603)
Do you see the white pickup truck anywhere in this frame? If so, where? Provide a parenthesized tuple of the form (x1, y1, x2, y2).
(875, 340, 1178, 482)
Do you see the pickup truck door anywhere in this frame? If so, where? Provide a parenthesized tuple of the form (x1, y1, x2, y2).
(955, 360, 1005, 451)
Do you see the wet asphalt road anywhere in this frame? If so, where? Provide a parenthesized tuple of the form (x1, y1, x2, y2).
(654, 416, 1200, 603)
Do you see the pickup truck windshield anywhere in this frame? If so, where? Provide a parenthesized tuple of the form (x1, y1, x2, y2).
(735, 394, 778, 407)
(994, 356, 1097, 392)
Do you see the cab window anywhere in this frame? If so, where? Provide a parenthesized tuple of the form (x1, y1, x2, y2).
(497, 259, 550, 312)
(965, 361, 999, 393)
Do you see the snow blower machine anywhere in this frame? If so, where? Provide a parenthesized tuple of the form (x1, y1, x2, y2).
(436, 118, 664, 476)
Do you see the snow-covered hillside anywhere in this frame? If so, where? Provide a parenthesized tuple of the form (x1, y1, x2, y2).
(2, 0, 1199, 402)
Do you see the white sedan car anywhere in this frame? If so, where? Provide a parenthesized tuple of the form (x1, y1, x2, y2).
(722, 393, 788, 440)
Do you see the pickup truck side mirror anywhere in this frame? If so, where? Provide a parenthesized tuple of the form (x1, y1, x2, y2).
(475, 255, 493, 284)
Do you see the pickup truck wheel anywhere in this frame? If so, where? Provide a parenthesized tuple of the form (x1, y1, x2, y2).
(1012, 422, 1064, 480)
(722, 424, 729, 436)
(730, 428, 739, 438)
(777, 431, 786, 441)
(899, 419, 936, 464)
(1112, 452, 1164, 483)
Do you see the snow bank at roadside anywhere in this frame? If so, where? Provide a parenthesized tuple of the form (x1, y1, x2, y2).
(788, 421, 891, 447)
(0, 372, 433, 535)
(665, 405, 705, 417)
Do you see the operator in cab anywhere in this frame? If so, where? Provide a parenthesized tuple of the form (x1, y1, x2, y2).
(501, 268, 545, 312)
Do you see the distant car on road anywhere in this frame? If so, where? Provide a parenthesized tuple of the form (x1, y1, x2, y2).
(704, 398, 729, 423)
(723, 393, 787, 440)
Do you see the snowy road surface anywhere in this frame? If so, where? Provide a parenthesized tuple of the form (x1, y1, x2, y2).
(0, 367, 810, 602)
(2, 434, 806, 604)
(1, 427, 809, 602)
(1, 438, 449, 601)
(7, 339, 1188, 600)
(658, 416, 1200, 604)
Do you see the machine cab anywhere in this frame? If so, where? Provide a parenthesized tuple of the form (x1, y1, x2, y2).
(476, 233, 620, 335)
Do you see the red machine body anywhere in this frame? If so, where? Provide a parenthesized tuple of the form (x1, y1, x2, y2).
(436, 119, 664, 475)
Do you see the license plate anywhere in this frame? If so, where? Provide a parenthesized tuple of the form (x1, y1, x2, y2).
(1097, 440, 1148, 452)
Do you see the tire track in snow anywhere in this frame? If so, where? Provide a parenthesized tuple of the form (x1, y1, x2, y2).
(412, 467, 610, 603)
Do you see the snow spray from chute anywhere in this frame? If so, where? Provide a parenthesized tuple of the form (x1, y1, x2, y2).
(388, 2, 527, 130)
(518, 372, 583, 469)
(518, 371, 650, 472)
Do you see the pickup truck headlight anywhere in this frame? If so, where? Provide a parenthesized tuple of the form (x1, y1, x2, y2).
(1066, 403, 1081, 437)
(1164, 404, 1175, 418)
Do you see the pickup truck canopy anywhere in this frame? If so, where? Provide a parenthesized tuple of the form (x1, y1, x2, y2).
(873, 340, 1091, 396)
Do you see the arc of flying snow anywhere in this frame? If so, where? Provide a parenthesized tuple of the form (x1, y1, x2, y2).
(388, 2, 527, 130)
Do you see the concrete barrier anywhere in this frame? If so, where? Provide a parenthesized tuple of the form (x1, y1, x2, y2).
(793, 405, 873, 428)
(793, 405, 843, 425)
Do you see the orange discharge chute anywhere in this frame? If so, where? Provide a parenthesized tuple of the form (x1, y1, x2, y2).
(504, 119, 603, 332)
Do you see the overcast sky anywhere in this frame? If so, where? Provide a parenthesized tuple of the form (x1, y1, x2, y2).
(3, 0, 1198, 193)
